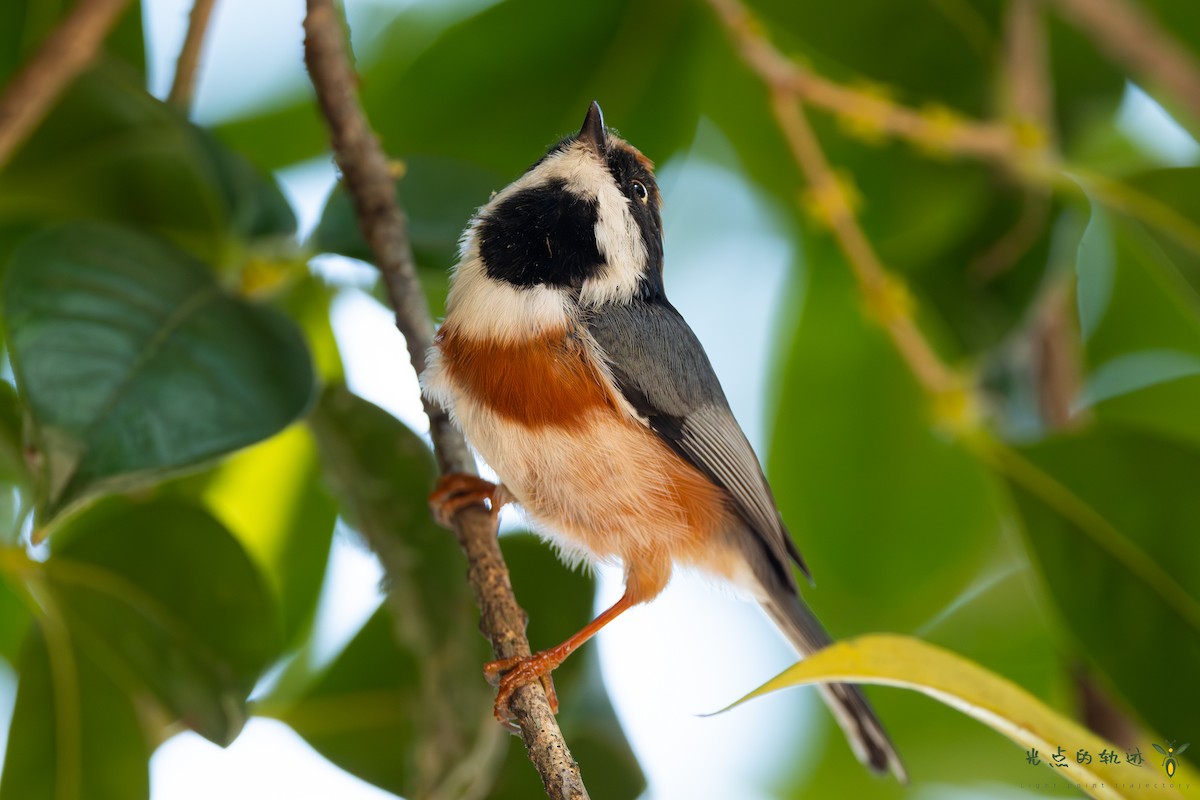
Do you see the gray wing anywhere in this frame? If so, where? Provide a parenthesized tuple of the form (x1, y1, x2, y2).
(586, 300, 810, 587)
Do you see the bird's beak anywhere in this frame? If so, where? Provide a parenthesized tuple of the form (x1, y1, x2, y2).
(578, 101, 606, 157)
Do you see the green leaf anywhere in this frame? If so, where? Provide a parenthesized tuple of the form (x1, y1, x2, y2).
(0, 381, 31, 543)
(303, 385, 495, 797)
(724, 634, 1190, 800)
(276, 604, 503, 798)
(2, 222, 314, 525)
(1076, 194, 1200, 447)
(0, 563, 31, 666)
(201, 425, 337, 648)
(0, 627, 151, 800)
(43, 496, 281, 745)
(770, 265, 1000, 633)
(751, 0, 1001, 116)
(768, 263, 1069, 797)
(993, 428, 1200, 757)
(0, 63, 296, 269)
(0, 1, 144, 84)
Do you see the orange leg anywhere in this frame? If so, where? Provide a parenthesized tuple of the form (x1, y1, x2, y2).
(429, 473, 511, 529)
(485, 592, 635, 724)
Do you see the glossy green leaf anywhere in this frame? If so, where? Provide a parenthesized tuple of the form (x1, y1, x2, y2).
(43, 496, 281, 745)
(0, 627, 150, 800)
(0, 63, 296, 269)
(304, 385, 496, 797)
(994, 428, 1200, 757)
(726, 634, 1190, 800)
(201, 425, 336, 648)
(3, 222, 314, 525)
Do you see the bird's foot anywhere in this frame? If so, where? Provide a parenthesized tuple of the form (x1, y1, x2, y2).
(429, 473, 510, 528)
(484, 649, 564, 728)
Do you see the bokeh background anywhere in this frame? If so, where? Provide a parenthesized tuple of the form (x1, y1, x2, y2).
(0, 0, 1197, 798)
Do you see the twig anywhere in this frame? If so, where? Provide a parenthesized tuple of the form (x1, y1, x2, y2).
(301, 3, 589, 799)
(768, 90, 956, 396)
(0, 0, 132, 170)
(705, 0, 1023, 166)
(1049, 0, 1200, 124)
(167, 0, 218, 113)
(973, 0, 1055, 283)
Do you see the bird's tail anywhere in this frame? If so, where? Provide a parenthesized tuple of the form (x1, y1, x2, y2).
(760, 591, 907, 782)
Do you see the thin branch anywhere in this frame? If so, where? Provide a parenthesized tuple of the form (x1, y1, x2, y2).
(300, 3, 589, 799)
(706, 0, 1024, 166)
(167, 0, 218, 113)
(0, 0, 132, 170)
(768, 90, 957, 395)
(1049, 0, 1200, 124)
(973, 0, 1055, 283)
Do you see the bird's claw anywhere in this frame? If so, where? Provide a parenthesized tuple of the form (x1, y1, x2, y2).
(484, 652, 561, 727)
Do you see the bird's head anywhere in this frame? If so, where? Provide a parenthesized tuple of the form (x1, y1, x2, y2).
(467, 101, 665, 307)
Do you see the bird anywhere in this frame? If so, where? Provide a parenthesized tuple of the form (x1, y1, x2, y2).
(421, 101, 906, 780)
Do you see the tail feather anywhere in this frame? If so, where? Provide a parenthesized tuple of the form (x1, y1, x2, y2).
(761, 594, 907, 782)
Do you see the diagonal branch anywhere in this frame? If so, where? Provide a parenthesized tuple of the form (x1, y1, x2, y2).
(301, 3, 589, 799)
(0, 0, 133, 170)
(167, 0, 218, 113)
(705, 0, 1024, 166)
(768, 89, 958, 396)
(1049, 0, 1200, 125)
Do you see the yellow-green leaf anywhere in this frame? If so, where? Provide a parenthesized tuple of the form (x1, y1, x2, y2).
(721, 634, 1192, 800)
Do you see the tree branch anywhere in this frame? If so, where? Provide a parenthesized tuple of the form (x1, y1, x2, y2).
(0, 0, 132, 170)
(1049, 0, 1200, 125)
(705, 0, 1024, 165)
(300, 3, 589, 798)
(167, 0, 218, 113)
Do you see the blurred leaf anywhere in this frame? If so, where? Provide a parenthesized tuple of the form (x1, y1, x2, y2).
(0, 627, 150, 800)
(1048, 15, 1130, 152)
(750, 0, 1001, 116)
(1076, 194, 1200, 446)
(202, 425, 336, 648)
(3, 222, 314, 525)
(770, 265, 1000, 633)
(277, 273, 344, 383)
(0, 381, 30, 543)
(994, 427, 1200, 757)
(304, 385, 495, 797)
(1121, 168, 1200, 292)
(487, 535, 644, 800)
(0, 0, 144, 83)
(0, 565, 30, 667)
(727, 634, 1188, 799)
(0, 62, 296, 269)
(770, 264, 1067, 797)
(43, 496, 281, 745)
(278, 604, 505, 799)
(360, 0, 699, 177)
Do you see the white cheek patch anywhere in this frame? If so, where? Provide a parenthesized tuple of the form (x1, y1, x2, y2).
(581, 183, 646, 307)
(493, 143, 648, 307)
(443, 233, 571, 343)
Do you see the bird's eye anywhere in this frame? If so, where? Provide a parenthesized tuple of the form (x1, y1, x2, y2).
(631, 180, 648, 203)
